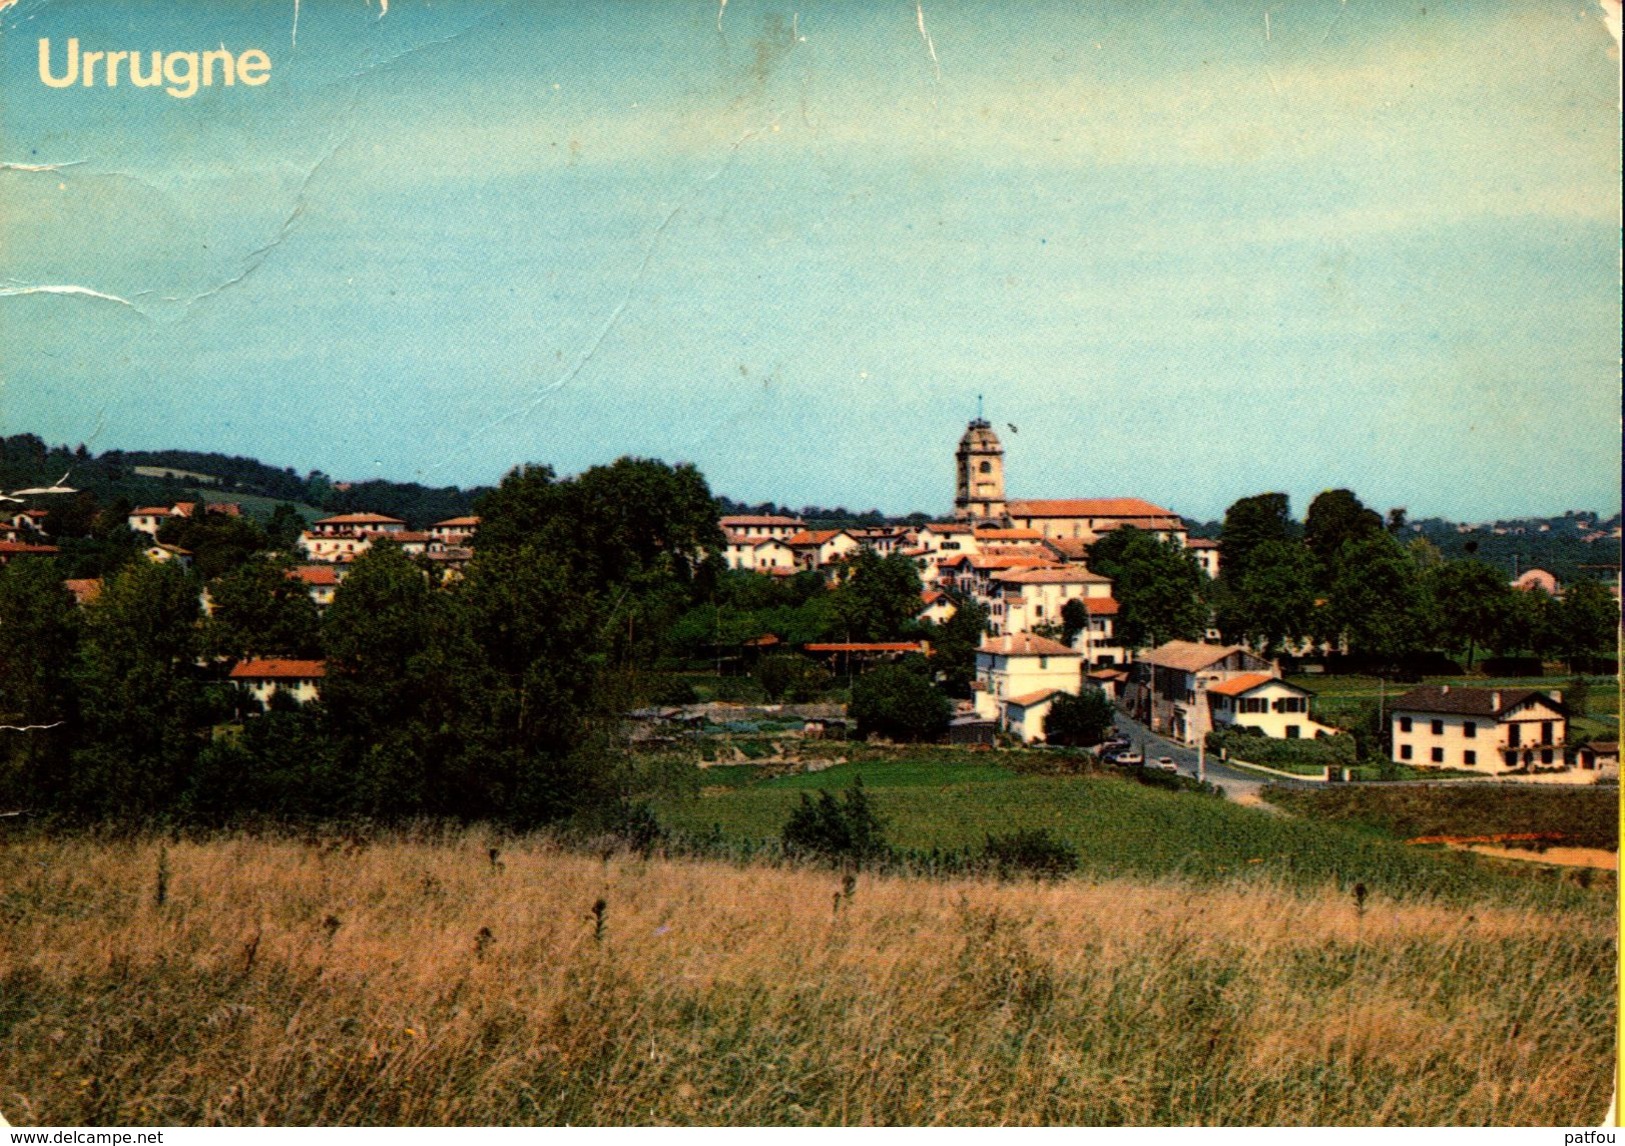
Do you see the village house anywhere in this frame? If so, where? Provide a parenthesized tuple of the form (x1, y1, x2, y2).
(287, 563, 345, 609)
(723, 533, 797, 572)
(1205, 673, 1334, 739)
(1130, 640, 1275, 746)
(917, 589, 958, 626)
(229, 658, 326, 709)
(143, 542, 192, 567)
(786, 529, 862, 571)
(63, 578, 102, 606)
(718, 513, 806, 541)
(297, 512, 409, 563)
(1186, 537, 1221, 579)
(0, 540, 61, 564)
(126, 501, 242, 537)
(991, 566, 1114, 637)
(429, 515, 480, 546)
(1389, 685, 1569, 776)
(973, 633, 1084, 742)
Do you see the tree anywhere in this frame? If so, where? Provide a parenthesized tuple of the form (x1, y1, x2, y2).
(1326, 533, 1428, 669)
(1042, 689, 1116, 746)
(0, 558, 80, 809)
(204, 558, 321, 661)
(264, 503, 306, 550)
(320, 544, 440, 815)
(1553, 579, 1618, 670)
(1218, 493, 1295, 589)
(1428, 559, 1514, 670)
(754, 654, 830, 703)
(1305, 489, 1383, 586)
(1087, 527, 1206, 649)
(156, 510, 268, 580)
(1226, 540, 1317, 656)
(849, 661, 950, 742)
(1492, 586, 1557, 659)
(69, 560, 207, 818)
(829, 549, 923, 642)
(926, 595, 989, 699)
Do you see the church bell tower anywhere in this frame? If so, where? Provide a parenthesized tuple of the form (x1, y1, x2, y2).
(954, 416, 1006, 522)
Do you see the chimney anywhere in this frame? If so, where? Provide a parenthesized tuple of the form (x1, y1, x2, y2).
(1492, 691, 1500, 710)
(1441, 685, 1449, 695)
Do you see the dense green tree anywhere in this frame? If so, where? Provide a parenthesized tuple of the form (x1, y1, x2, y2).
(320, 545, 440, 815)
(1491, 586, 1557, 659)
(1225, 540, 1318, 656)
(754, 654, 831, 703)
(0, 558, 81, 809)
(1305, 489, 1384, 585)
(925, 595, 989, 698)
(782, 776, 887, 862)
(1042, 688, 1116, 746)
(1428, 559, 1514, 669)
(1327, 533, 1429, 669)
(1553, 579, 1619, 669)
(1218, 493, 1295, 588)
(264, 503, 306, 550)
(829, 549, 924, 642)
(156, 509, 267, 580)
(849, 661, 950, 742)
(204, 558, 321, 661)
(69, 560, 207, 818)
(1087, 527, 1206, 649)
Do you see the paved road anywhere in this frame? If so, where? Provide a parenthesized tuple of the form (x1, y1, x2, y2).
(1108, 711, 1315, 800)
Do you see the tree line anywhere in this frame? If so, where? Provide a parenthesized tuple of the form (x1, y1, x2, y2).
(0, 457, 977, 828)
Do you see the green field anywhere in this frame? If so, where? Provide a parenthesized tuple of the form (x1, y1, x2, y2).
(1264, 784, 1620, 850)
(657, 749, 1604, 906)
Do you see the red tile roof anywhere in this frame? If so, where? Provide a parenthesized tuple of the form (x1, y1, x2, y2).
(1006, 688, 1066, 708)
(288, 565, 340, 586)
(719, 514, 804, 527)
(1140, 640, 1254, 672)
(315, 513, 406, 525)
(0, 541, 61, 555)
(994, 567, 1111, 585)
(433, 516, 481, 528)
(1007, 498, 1178, 519)
(787, 530, 848, 546)
(229, 659, 327, 680)
(1206, 672, 1284, 697)
(64, 577, 102, 604)
(1080, 597, 1120, 615)
(1185, 538, 1220, 549)
(974, 527, 1044, 541)
(979, 634, 1079, 657)
(129, 506, 173, 517)
(805, 642, 929, 653)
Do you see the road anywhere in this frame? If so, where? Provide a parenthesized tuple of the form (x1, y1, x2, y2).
(1109, 710, 1314, 801)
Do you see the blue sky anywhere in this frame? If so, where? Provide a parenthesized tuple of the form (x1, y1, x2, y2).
(1, 0, 1619, 521)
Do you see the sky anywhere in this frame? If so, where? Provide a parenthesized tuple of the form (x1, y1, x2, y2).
(1, 0, 1619, 522)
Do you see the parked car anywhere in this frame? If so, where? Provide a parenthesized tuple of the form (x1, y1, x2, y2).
(1113, 750, 1143, 767)
(1152, 756, 1178, 773)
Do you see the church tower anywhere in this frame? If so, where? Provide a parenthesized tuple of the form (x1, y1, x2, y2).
(954, 417, 1006, 522)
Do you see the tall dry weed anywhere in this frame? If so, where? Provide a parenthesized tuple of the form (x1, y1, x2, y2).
(0, 831, 1612, 1125)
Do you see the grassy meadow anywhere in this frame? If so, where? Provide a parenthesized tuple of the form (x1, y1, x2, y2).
(0, 831, 1615, 1126)
(657, 748, 1608, 906)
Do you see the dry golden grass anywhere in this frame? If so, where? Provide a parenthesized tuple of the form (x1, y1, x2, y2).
(0, 832, 1614, 1126)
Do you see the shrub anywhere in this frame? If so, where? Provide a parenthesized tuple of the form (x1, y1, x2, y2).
(1207, 725, 1357, 769)
(982, 828, 1080, 879)
(781, 776, 888, 862)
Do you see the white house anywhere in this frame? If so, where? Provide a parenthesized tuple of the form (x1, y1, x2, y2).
(229, 658, 326, 708)
(1389, 685, 1569, 776)
(1186, 538, 1221, 579)
(1206, 673, 1334, 739)
(1132, 640, 1275, 746)
(918, 589, 958, 625)
(973, 633, 1083, 742)
(143, 542, 192, 567)
(723, 533, 798, 572)
(287, 563, 344, 609)
(786, 529, 862, 570)
(990, 566, 1113, 636)
(430, 516, 480, 546)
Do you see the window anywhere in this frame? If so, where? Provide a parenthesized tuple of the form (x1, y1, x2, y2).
(1541, 749, 1553, 765)
(1463, 750, 1476, 766)
(1039, 657, 1048, 669)
(1431, 747, 1444, 763)
(978, 461, 992, 474)
(1400, 744, 1413, 760)
(1285, 725, 1300, 739)
(1430, 719, 1444, 735)
(1463, 721, 1476, 739)
(1508, 723, 1521, 747)
(1399, 717, 1412, 733)
(1541, 722, 1553, 745)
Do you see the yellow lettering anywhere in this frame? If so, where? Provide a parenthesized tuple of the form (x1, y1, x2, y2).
(104, 50, 128, 86)
(164, 51, 198, 98)
(130, 51, 163, 87)
(202, 47, 234, 86)
(236, 49, 270, 86)
(38, 38, 79, 87)
(80, 49, 103, 86)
